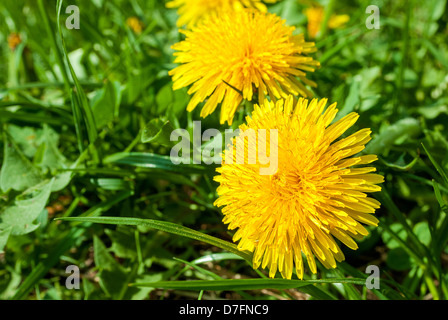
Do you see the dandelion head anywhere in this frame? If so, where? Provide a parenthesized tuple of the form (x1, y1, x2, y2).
(126, 17, 144, 34)
(169, 9, 320, 125)
(214, 96, 384, 279)
(305, 6, 350, 38)
(166, 0, 274, 27)
(8, 33, 21, 50)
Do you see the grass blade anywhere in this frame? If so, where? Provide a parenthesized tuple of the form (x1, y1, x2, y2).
(70, 88, 85, 154)
(56, 0, 99, 162)
(130, 278, 366, 291)
(37, 0, 70, 91)
(432, 180, 448, 256)
(104, 152, 214, 174)
(55, 216, 253, 262)
(422, 143, 448, 186)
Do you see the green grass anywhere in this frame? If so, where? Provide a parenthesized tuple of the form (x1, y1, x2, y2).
(1, 0, 448, 300)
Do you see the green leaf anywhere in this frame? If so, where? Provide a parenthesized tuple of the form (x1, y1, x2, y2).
(91, 80, 121, 128)
(141, 118, 176, 146)
(90, 178, 133, 191)
(422, 39, 448, 70)
(94, 236, 129, 299)
(105, 227, 137, 259)
(0, 178, 54, 235)
(131, 278, 366, 291)
(122, 66, 156, 105)
(413, 222, 432, 247)
(269, 0, 306, 26)
(0, 132, 43, 192)
(191, 253, 244, 265)
(94, 235, 119, 269)
(35, 125, 68, 175)
(415, 104, 448, 119)
(299, 285, 338, 300)
(381, 223, 407, 249)
(380, 153, 419, 171)
(42, 288, 62, 300)
(364, 118, 421, 155)
(0, 110, 65, 126)
(51, 159, 79, 192)
(70, 88, 85, 154)
(0, 227, 12, 253)
(155, 82, 174, 114)
(104, 152, 212, 174)
(6, 124, 41, 158)
(334, 75, 360, 121)
(56, 216, 253, 262)
(0, 266, 22, 300)
(123, 274, 163, 300)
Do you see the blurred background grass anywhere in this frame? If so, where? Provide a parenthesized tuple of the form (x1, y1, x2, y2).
(0, 0, 447, 300)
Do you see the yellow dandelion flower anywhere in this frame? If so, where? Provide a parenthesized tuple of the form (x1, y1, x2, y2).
(8, 32, 22, 50)
(214, 96, 384, 279)
(169, 9, 320, 125)
(305, 6, 350, 38)
(166, 0, 277, 27)
(126, 17, 144, 34)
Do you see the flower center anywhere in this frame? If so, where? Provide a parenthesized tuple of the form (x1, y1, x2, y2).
(270, 170, 310, 200)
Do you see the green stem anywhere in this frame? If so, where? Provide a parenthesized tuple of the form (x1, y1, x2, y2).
(317, 0, 336, 40)
(135, 230, 144, 274)
(424, 271, 439, 300)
